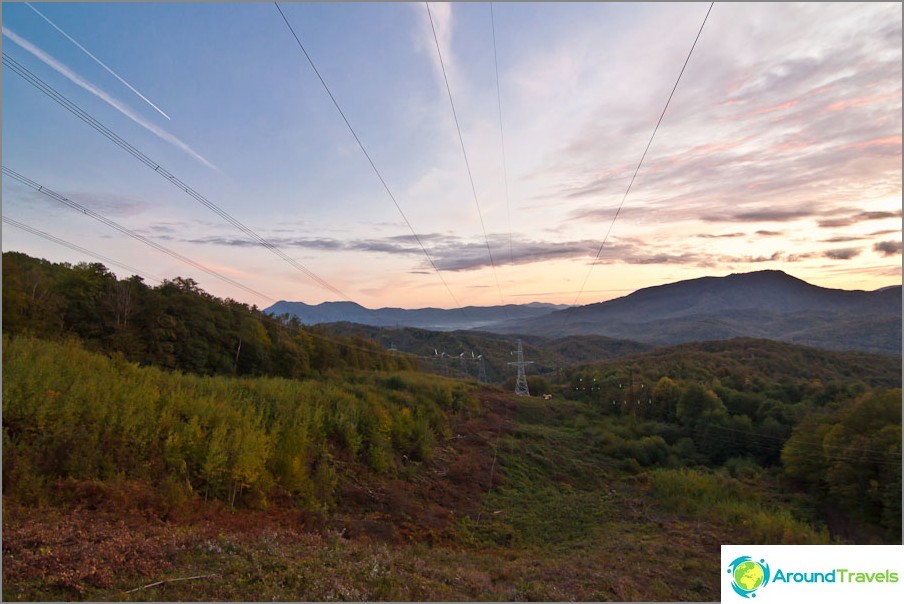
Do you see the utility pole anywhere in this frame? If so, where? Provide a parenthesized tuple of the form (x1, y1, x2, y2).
(508, 339, 532, 396)
(628, 367, 636, 422)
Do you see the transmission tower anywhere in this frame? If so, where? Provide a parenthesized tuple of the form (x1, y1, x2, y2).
(508, 339, 532, 396)
(477, 354, 488, 385)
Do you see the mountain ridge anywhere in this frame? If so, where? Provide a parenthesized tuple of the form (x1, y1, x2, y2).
(491, 270, 901, 356)
(265, 270, 901, 356)
(264, 300, 569, 331)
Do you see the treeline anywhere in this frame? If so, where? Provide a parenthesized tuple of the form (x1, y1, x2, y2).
(2, 335, 477, 510)
(556, 339, 902, 542)
(2, 251, 414, 378)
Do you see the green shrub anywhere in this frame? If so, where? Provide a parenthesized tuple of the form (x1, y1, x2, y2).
(2, 335, 473, 511)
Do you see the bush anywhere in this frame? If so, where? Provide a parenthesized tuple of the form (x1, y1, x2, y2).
(648, 468, 829, 544)
(2, 335, 472, 511)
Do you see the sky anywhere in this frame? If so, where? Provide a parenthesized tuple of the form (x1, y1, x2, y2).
(1, 1, 901, 311)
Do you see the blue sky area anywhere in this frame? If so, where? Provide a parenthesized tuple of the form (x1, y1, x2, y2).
(2, 2, 901, 309)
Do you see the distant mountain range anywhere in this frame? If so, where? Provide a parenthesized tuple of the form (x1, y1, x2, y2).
(264, 300, 569, 331)
(266, 270, 902, 356)
(492, 270, 902, 356)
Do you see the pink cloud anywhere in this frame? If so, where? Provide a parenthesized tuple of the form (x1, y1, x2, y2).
(754, 99, 801, 115)
(825, 91, 901, 113)
(844, 135, 903, 152)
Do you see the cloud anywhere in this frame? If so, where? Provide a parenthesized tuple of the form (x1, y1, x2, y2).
(525, 3, 901, 242)
(784, 252, 817, 262)
(818, 210, 902, 228)
(696, 232, 745, 239)
(177, 228, 836, 275)
(755, 230, 784, 236)
(821, 236, 865, 243)
(823, 248, 862, 260)
(417, 3, 455, 93)
(702, 209, 815, 223)
(873, 241, 902, 256)
(2, 26, 218, 171)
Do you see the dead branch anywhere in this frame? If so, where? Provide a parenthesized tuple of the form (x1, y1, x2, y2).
(123, 573, 220, 595)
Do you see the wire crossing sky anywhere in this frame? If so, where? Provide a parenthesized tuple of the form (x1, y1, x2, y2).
(274, 1, 472, 321)
(571, 1, 715, 307)
(23, 1, 172, 120)
(2, 2, 901, 310)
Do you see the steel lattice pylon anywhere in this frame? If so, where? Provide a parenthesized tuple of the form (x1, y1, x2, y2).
(508, 339, 532, 396)
(477, 355, 488, 385)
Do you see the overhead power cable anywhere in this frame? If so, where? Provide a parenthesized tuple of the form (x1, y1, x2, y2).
(425, 2, 506, 308)
(3, 177, 430, 365)
(24, 1, 171, 120)
(2, 215, 163, 283)
(490, 2, 514, 267)
(273, 2, 471, 318)
(571, 2, 715, 307)
(2, 52, 349, 301)
(3, 166, 275, 303)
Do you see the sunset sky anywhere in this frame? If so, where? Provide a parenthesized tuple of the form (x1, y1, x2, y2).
(2, 2, 901, 310)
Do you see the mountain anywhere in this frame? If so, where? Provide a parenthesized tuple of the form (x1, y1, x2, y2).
(264, 300, 569, 331)
(488, 270, 902, 356)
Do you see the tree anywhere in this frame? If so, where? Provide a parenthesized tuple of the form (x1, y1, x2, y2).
(782, 389, 902, 541)
(676, 383, 726, 425)
(652, 377, 681, 421)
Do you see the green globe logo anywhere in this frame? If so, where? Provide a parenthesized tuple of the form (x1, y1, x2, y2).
(727, 556, 770, 598)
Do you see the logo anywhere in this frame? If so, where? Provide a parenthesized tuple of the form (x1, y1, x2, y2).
(727, 556, 771, 598)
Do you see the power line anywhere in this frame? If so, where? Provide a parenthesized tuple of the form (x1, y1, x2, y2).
(571, 2, 715, 307)
(490, 2, 514, 268)
(24, 1, 171, 120)
(694, 418, 900, 459)
(425, 2, 507, 308)
(3, 205, 427, 366)
(3, 166, 275, 303)
(273, 2, 471, 319)
(2, 215, 163, 284)
(2, 52, 349, 302)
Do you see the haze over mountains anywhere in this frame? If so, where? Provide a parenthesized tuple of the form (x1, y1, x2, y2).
(266, 270, 902, 356)
(264, 300, 569, 331)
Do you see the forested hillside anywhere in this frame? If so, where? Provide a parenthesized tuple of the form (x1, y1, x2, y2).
(2, 252, 413, 377)
(324, 322, 652, 383)
(553, 338, 902, 542)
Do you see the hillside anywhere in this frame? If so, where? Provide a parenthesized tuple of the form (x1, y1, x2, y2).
(321, 323, 653, 383)
(3, 335, 899, 600)
(490, 270, 902, 355)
